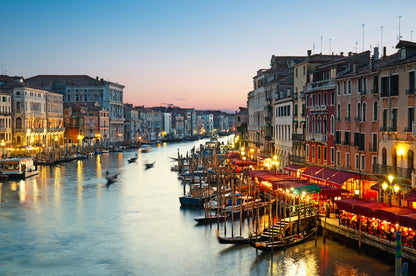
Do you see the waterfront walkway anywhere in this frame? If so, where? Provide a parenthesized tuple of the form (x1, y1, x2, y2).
(323, 214, 416, 264)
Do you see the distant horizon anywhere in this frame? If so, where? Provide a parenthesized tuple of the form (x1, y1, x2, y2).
(2, 1, 416, 111)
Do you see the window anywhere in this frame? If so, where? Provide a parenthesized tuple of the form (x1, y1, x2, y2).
(346, 153, 350, 168)
(344, 131, 351, 145)
(16, 101, 21, 113)
(373, 101, 378, 121)
(337, 151, 341, 166)
(408, 107, 415, 130)
(331, 147, 335, 165)
(357, 103, 361, 121)
(317, 117, 321, 133)
(363, 78, 367, 94)
(358, 78, 362, 93)
(361, 155, 365, 170)
(318, 146, 321, 161)
(331, 115, 335, 134)
(306, 144, 309, 158)
(383, 109, 387, 129)
(362, 102, 367, 121)
(391, 74, 399, 96)
(372, 133, 378, 152)
(348, 80, 352, 94)
(373, 75, 379, 93)
(331, 92, 335, 105)
(323, 116, 327, 133)
(324, 147, 327, 162)
(392, 108, 398, 131)
(335, 131, 341, 144)
(337, 104, 341, 121)
(381, 76, 389, 97)
(372, 156, 377, 172)
(409, 71, 415, 92)
(346, 103, 351, 121)
(312, 145, 315, 159)
(294, 104, 298, 116)
(355, 154, 360, 169)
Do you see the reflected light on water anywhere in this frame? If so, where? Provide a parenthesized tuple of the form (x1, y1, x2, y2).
(334, 262, 369, 276)
(10, 182, 16, 191)
(96, 155, 102, 178)
(0, 182, 2, 207)
(77, 160, 84, 211)
(18, 180, 26, 203)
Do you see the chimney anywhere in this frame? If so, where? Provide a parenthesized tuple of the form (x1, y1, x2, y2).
(340, 52, 344, 56)
(352, 62, 357, 73)
(100, 78, 103, 81)
(369, 57, 373, 71)
(96, 76, 99, 80)
(373, 47, 379, 61)
(348, 52, 352, 56)
(307, 50, 312, 57)
(383, 46, 387, 57)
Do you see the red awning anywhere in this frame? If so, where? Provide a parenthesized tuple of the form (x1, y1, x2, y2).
(301, 166, 324, 177)
(398, 213, 416, 229)
(316, 183, 348, 197)
(227, 152, 241, 159)
(370, 183, 381, 191)
(257, 154, 269, 160)
(404, 191, 416, 202)
(284, 164, 304, 172)
(335, 199, 374, 213)
(353, 202, 388, 217)
(310, 168, 338, 181)
(373, 207, 415, 224)
(327, 171, 357, 186)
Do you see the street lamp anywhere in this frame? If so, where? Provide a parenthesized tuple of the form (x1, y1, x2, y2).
(382, 175, 400, 207)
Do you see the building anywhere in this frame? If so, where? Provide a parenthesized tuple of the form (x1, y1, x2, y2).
(26, 75, 125, 143)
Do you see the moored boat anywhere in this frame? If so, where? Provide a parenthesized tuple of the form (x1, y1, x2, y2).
(179, 183, 214, 207)
(1, 157, 39, 179)
(105, 171, 120, 187)
(248, 228, 316, 251)
(216, 230, 250, 245)
(141, 144, 152, 153)
(145, 161, 155, 169)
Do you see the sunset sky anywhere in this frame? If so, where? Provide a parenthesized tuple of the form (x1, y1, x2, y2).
(2, 0, 416, 112)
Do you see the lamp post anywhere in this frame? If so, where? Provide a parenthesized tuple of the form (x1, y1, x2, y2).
(382, 175, 400, 207)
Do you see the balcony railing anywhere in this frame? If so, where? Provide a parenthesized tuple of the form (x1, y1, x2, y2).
(292, 133, 305, 141)
(405, 126, 412, 133)
(264, 135, 272, 141)
(380, 126, 387, 132)
(406, 88, 415, 95)
(0, 127, 7, 132)
(372, 164, 412, 180)
(306, 133, 327, 142)
(264, 116, 272, 122)
(388, 126, 397, 132)
(289, 155, 306, 163)
(306, 79, 335, 91)
(321, 105, 327, 111)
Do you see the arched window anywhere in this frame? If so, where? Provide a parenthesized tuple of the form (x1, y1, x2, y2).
(347, 103, 351, 120)
(382, 148, 387, 166)
(330, 115, 335, 134)
(317, 116, 321, 133)
(373, 101, 378, 121)
(323, 116, 327, 133)
(312, 117, 315, 133)
(362, 102, 367, 121)
(16, 117, 22, 129)
(357, 102, 361, 120)
(337, 104, 341, 120)
(306, 117, 309, 133)
(392, 149, 397, 168)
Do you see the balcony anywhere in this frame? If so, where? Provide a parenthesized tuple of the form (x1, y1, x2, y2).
(0, 127, 7, 132)
(292, 133, 305, 141)
(372, 164, 412, 180)
(379, 126, 387, 132)
(406, 88, 415, 95)
(306, 133, 327, 142)
(405, 126, 412, 133)
(264, 116, 272, 122)
(289, 155, 306, 163)
(320, 105, 327, 111)
(310, 106, 315, 111)
(388, 126, 397, 132)
(306, 79, 335, 92)
(264, 135, 272, 141)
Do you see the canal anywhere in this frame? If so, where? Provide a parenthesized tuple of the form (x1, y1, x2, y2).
(0, 137, 394, 275)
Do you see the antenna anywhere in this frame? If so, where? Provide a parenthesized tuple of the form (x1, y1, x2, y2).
(329, 38, 332, 54)
(398, 15, 402, 41)
(381, 26, 383, 50)
(320, 36, 323, 54)
(361, 24, 365, 51)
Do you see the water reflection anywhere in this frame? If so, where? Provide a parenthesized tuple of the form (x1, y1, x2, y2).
(0, 138, 394, 275)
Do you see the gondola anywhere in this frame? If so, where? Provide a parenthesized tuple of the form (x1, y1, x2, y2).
(128, 155, 138, 163)
(194, 214, 228, 224)
(145, 162, 155, 169)
(216, 230, 250, 245)
(105, 171, 120, 187)
(248, 228, 316, 252)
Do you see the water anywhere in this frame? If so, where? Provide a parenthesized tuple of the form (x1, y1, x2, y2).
(0, 137, 394, 276)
